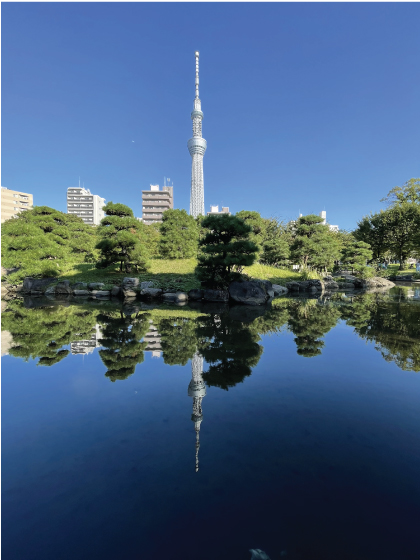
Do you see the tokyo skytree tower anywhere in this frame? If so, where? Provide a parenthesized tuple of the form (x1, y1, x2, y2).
(188, 51, 207, 218)
(188, 352, 206, 472)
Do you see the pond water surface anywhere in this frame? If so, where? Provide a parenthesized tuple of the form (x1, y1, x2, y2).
(2, 287, 420, 560)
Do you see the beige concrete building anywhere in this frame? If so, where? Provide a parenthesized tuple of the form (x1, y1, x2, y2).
(1, 187, 33, 223)
(142, 184, 174, 225)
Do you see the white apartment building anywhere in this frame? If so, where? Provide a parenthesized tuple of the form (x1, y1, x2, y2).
(142, 184, 174, 225)
(206, 205, 230, 216)
(67, 187, 105, 226)
(319, 211, 339, 232)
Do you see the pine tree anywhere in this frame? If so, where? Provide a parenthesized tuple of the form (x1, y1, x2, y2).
(260, 217, 291, 265)
(196, 214, 258, 288)
(159, 209, 199, 259)
(1, 206, 97, 283)
(290, 214, 341, 271)
(96, 202, 150, 273)
(341, 240, 373, 274)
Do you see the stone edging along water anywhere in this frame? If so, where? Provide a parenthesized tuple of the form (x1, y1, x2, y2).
(2, 274, 395, 306)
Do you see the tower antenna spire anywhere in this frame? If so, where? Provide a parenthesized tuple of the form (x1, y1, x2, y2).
(195, 50, 200, 99)
(188, 51, 206, 218)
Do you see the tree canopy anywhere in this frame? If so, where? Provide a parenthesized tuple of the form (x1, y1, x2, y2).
(96, 201, 150, 273)
(1, 206, 97, 283)
(159, 209, 199, 259)
(196, 214, 258, 287)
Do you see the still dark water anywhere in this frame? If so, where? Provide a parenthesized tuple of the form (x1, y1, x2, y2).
(2, 287, 420, 560)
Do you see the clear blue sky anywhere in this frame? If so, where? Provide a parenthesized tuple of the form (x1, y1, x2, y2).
(2, 2, 419, 230)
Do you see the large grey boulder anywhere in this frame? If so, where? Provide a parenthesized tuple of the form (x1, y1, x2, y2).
(229, 281, 269, 306)
(23, 277, 56, 292)
(95, 290, 111, 297)
(140, 281, 155, 289)
(55, 280, 72, 294)
(340, 282, 356, 289)
(111, 286, 122, 297)
(272, 284, 288, 296)
(123, 289, 137, 298)
(188, 289, 204, 300)
(88, 282, 105, 290)
(324, 281, 339, 290)
(44, 285, 57, 295)
(361, 277, 395, 289)
(140, 288, 163, 299)
(203, 289, 229, 302)
(73, 290, 90, 296)
(286, 281, 301, 291)
(122, 277, 139, 289)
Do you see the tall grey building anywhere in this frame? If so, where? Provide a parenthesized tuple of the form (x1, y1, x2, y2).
(67, 186, 105, 226)
(188, 51, 206, 218)
(142, 184, 174, 225)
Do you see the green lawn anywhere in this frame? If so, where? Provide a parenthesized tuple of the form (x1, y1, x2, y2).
(56, 259, 301, 290)
(386, 264, 419, 276)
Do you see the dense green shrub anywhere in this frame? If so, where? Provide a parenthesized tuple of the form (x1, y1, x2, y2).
(159, 209, 199, 259)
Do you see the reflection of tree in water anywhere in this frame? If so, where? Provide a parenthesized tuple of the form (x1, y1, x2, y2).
(343, 293, 420, 372)
(287, 299, 341, 357)
(1, 300, 98, 366)
(97, 310, 150, 381)
(196, 312, 263, 390)
(155, 317, 198, 366)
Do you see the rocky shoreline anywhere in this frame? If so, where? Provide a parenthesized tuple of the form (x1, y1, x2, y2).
(2, 273, 396, 306)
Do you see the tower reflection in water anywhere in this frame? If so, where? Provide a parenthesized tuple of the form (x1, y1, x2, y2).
(188, 352, 206, 472)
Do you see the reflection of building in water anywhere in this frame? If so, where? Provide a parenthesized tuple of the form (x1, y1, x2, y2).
(71, 324, 102, 355)
(143, 321, 162, 358)
(1, 330, 15, 357)
(188, 352, 206, 472)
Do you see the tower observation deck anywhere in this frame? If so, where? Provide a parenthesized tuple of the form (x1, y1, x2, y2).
(188, 51, 206, 218)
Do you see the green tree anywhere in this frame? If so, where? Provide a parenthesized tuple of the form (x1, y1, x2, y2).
(290, 214, 341, 271)
(381, 178, 420, 206)
(196, 214, 258, 288)
(96, 202, 150, 273)
(353, 212, 390, 262)
(98, 310, 150, 382)
(1, 206, 97, 283)
(159, 209, 199, 259)
(383, 203, 420, 269)
(236, 210, 265, 256)
(260, 217, 291, 266)
(341, 239, 373, 274)
(138, 222, 161, 258)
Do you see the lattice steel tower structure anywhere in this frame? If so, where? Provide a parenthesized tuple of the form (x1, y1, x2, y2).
(188, 352, 206, 472)
(188, 51, 206, 218)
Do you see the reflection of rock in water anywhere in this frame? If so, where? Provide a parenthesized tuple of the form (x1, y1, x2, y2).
(249, 549, 271, 560)
(70, 324, 102, 355)
(188, 352, 206, 472)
